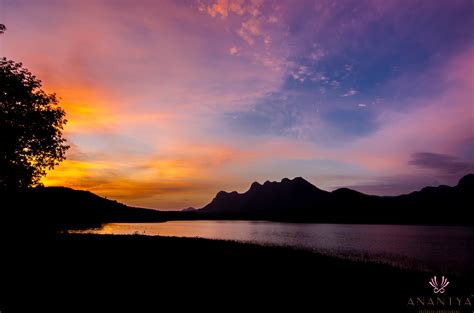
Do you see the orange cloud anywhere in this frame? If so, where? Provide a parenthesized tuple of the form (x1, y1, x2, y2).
(207, 0, 229, 17)
(40, 142, 257, 209)
(41, 132, 332, 209)
(52, 87, 117, 134)
(7, 0, 470, 207)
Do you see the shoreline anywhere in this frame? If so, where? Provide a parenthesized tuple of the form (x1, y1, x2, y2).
(70, 222, 474, 278)
(2, 233, 473, 312)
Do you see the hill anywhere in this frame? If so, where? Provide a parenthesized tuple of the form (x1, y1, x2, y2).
(0, 187, 182, 231)
(198, 174, 474, 224)
(1, 174, 472, 231)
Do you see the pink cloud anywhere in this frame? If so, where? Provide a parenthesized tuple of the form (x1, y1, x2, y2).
(3, 0, 472, 206)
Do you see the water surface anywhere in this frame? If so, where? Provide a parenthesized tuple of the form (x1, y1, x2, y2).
(78, 221, 474, 273)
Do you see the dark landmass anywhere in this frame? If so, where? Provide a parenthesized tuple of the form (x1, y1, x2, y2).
(3, 233, 472, 312)
(199, 174, 474, 224)
(1, 177, 473, 311)
(0, 186, 195, 231)
(1, 174, 473, 231)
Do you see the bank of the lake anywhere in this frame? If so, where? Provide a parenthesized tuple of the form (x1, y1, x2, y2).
(76, 221, 474, 275)
(3, 233, 473, 312)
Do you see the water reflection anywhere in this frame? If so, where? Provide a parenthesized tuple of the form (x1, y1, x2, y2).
(77, 221, 474, 273)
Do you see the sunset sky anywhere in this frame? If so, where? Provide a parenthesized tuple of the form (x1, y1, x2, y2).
(1, 0, 473, 209)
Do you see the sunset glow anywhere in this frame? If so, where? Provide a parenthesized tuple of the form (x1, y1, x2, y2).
(2, 0, 473, 209)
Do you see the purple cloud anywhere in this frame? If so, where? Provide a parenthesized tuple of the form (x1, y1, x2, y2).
(409, 152, 474, 176)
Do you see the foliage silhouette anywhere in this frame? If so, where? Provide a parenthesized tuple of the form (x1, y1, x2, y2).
(0, 57, 69, 189)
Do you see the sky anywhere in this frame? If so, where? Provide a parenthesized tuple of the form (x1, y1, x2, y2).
(1, 0, 473, 209)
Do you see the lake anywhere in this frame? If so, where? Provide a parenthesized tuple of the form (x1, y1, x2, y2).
(77, 221, 474, 274)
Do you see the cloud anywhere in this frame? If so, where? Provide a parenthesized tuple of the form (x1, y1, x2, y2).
(5, 0, 473, 207)
(238, 27, 255, 45)
(229, 46, 239, 55)
(267, 15, 278, 24)
(341, 88, 358, 97)
(229, 0, 246, 15)
(340, 175, 450, 196)
(44, 134, 338, 208)
(201, 0, 288, 72)
(7, 0, 286, 114)
(42, 141, 254, 208)
(311, 74, 329, 82)
(329, 49, 474, 179)
(247, 0, 264, 17)
(207, 0, 229, 18)
(409, 152, 474, 176)
(239, 17, 264, 45)
(205, 0, 263, 18)
(330, 80, 340, 88)
(203, 1, 280, 48)
(291, 65, 311, 82)
(310, 49, 325, 62)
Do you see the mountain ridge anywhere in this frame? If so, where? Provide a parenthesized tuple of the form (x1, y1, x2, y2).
(198, 174, 474, 224)
(2, 174, 472, 231)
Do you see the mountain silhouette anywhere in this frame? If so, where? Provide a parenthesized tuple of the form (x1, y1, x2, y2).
(198, 174, 474, 224)
(2, 174, 472, 232)
(200, 177, 330, 217)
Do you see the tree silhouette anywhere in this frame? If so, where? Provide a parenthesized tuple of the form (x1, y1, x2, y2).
(1, 48, 69, 189)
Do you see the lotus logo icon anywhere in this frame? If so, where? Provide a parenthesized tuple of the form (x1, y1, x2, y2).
(429, 276, 449, 294)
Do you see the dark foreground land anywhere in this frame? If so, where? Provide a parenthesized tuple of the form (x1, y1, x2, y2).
(2, 233, 473, 312)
